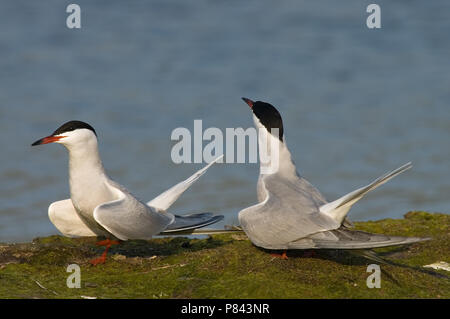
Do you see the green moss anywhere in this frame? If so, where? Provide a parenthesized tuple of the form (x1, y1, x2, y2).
(0, 212, 448, 299)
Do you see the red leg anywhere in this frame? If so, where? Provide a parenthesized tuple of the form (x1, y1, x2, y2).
(90, 239, 120, 265)
(95, 239, 120, 247)
(271, 251, 288, 260)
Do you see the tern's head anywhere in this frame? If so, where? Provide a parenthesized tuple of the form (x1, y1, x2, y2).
(31, 120, 98, 148)
(242, 97, 284, 141)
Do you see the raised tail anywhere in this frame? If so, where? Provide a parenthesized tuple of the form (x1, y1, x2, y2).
(147, 155, 223, 211)
(320, 162, 412, 224)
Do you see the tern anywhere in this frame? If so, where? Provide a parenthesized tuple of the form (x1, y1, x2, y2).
(32, 120, 224, 264)
(239, 98, 429, 258)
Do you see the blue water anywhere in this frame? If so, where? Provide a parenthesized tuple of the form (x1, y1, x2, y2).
(0, 1, 449, 242)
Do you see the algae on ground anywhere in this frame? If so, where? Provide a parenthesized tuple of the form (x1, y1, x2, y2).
(0, 211, 448, 298)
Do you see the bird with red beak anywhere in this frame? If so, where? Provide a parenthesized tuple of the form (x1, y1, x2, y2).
(32, 120, 224, 265)
(237, 98, 428, 260)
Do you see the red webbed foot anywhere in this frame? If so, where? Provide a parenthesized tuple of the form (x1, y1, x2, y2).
(271, 251, 288, 260)
(90, 239, 120, 266)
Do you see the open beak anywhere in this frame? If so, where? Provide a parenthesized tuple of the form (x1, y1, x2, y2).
(241, 97, 254, 109)
(31, 135, 66, 146)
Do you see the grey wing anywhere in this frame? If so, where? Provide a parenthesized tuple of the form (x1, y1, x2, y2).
(287, 227, 430, 249)
(290, 174, 355, 228)
(239, 174, 340, 250)
(294, 173, 328, 205)
(93, 187, 174, 241)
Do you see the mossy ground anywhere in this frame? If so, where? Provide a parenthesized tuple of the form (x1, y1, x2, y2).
(0, 211, 448, 299)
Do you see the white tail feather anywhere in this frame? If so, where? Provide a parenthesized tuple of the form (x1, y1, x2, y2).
(320, 162, 412, 224)
(147, 155, 223, 211)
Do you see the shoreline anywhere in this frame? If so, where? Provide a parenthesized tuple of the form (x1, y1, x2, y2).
(0, 211, 448, 298)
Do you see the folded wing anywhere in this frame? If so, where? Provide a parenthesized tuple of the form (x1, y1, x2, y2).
(239, 174, 341, 249)
(93, 187, 174, 241)
(286, 227, 430, 249)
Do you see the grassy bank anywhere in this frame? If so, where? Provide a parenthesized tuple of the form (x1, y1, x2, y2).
(0, 211, 448, 298)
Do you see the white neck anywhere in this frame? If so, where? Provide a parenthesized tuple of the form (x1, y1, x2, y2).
(65, 138, 109, 198)
(257, 127, 298, 178)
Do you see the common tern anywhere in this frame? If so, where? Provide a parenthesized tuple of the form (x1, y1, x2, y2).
(239, 98, 429, 255)
(32, 120, 224, 264)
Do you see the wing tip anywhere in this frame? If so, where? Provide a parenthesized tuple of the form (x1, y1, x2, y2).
(162, 213, 224, 234)
(209, 154, 224, 165)
(401, 161, 413, 171)
(311, 235, 431, 249)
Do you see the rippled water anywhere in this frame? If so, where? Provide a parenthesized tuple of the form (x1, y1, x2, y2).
(0, 1, 449, 242)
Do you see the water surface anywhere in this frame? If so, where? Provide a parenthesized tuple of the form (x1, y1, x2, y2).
(0, 1, 449, 242)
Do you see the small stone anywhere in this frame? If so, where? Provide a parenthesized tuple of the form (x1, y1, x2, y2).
(127, 257, 142, 264)
(231, 234, 248, 241)
(423, 261, 450, 272)
(112, 254, 127, 261)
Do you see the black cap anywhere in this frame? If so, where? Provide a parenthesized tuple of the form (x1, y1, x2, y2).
(242, 98, 283, 141)
(52, 120, 97, 137)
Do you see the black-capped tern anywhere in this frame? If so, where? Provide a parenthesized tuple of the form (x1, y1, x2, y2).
(238, 98, 429, 256)
(32, 120, 224, 264)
